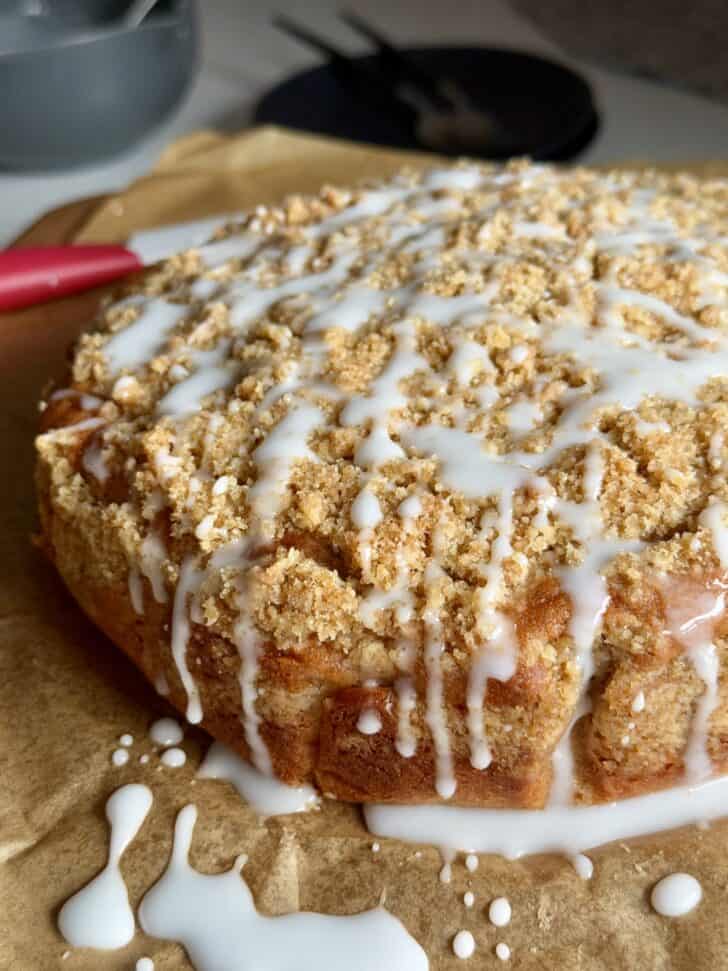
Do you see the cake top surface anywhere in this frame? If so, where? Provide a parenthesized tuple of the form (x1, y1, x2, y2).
(38, 158, 728, 795)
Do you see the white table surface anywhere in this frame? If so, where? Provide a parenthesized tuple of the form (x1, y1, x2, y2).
(3, 0, 728, 245)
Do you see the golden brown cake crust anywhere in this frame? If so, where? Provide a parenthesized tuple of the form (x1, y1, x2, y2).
(35, 160, 728, 807)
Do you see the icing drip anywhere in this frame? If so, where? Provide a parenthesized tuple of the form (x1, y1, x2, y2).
(394, 675, 418, 759)
(129, 566, 144, 615)
(198, 741, 318, 815)
(58, 784, 152, 949)
(423, 563, 456, 799)
(663, 585, 725, 783)
(138, 804, 429, 971)
(170, 557, 204, 724)
(233, 610, 272, 776)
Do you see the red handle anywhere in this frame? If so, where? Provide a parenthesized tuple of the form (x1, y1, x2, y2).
(0, 245, 143, 312)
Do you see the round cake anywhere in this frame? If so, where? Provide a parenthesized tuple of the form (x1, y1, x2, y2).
(36, 159, 728, 808)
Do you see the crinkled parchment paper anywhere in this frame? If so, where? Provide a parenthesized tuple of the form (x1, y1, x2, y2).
(3, 127, 728, 971)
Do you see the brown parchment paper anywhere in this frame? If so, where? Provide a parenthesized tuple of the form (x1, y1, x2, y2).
(3, 126, 728, 971)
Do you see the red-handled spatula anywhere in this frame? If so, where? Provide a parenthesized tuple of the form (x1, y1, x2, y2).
(0, 213, 240, 313)
(0, 245, 143, 313)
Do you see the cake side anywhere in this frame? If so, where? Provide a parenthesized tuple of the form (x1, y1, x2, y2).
(35, 159, 728, 807)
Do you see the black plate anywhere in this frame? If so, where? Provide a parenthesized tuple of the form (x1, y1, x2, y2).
(255, 45, 599, 161)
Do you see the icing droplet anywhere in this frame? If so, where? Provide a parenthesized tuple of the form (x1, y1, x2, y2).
(488, 897, 511, 927)
(632, 691, 646, 713)
(136, 959, 154, 971)
(463, 891, 475, 908)
(495, 942, 511, 961)
(111, 748, 129, 767)
(119, 734, 133, 747)
(452, 930, 476, 959)
(570, 853, 594, 880)
(149, 717, 184, 747)
(371, 842, 380, 853)
(357, 709, 383, 735)
(439, 862, 452, 884)
(464, 853, 478, 873)
(161, 747, 187, 768)
(651, 873, 702, 917)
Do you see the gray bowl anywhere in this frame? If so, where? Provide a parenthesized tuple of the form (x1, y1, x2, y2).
(0, 0, 199, 169)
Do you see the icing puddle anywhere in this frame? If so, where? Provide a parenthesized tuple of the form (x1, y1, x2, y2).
(139, 805, 428, 971)
(364, 773, 728, 858)
(58, 784, 153, 949)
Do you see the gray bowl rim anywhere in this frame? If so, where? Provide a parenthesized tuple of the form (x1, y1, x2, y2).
(0, 12, 188, 61)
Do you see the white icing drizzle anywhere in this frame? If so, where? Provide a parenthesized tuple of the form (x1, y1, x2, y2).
(700, 501, 728, 568)
(158, 344, 237, 417)
(233, 610, 272, 776)
(650, 873, 702, 917)
(198, 741, 318, 816)
(364, 772, 728, 859)
(394, 675, 418, 759)
(58, 784, 152, 949)
(140, 533, 169, 603)
(104, 299, 187, 376)
(128, 214, 243, 266)
(129, 566, 144, 615)
(663, 585, 724, 783)
(149, 717, 184, 746)
(423, 563, 456, 800)
(48, 387, 104, 411)
(170, 557, 204, 724)
(138, 804, 429, 971)
(81, 435, 109, 483)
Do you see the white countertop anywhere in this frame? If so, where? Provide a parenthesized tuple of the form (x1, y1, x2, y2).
(3, 0, 728, 244)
